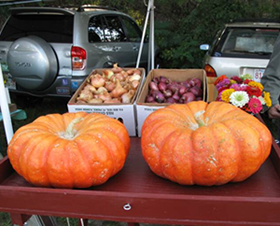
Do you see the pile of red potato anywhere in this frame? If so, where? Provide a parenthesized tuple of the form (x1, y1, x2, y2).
(145, 76, 203, 104)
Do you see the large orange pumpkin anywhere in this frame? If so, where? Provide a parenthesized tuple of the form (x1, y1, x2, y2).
(141, 101, 272, 186)
(8, 112, 130, 188)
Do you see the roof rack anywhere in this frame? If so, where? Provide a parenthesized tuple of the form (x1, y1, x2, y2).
(230, 18, 280, 23)
(77, 5, 117, 12)
(10, 7, 74, 16)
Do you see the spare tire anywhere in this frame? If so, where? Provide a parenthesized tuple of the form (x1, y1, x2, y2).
(7, 36, 58, 91)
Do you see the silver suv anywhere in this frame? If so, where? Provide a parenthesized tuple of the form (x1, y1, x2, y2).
(200, 21, 280, 82)
(0, 5, 156, 98)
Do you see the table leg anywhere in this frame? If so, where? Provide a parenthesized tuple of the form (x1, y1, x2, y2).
(127, 223, 140, 226)
(78, 218, 88, 226)
(10, 213, 31, 226)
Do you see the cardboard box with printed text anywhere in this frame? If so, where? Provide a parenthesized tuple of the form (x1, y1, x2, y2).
(68, 68, 145, 136)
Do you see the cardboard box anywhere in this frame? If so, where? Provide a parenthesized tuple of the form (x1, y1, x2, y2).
(206, 77, 218, 102)
(136, 69, 206, 137)
(68, 68, 145, 136)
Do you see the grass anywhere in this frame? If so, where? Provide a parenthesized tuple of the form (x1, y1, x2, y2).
(0, 212, 12, 226)
(0, 213, 129, 226)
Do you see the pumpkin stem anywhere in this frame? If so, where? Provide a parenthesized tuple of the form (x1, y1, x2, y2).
(194, 110, 206, 127)
(64, 117, 84, 139)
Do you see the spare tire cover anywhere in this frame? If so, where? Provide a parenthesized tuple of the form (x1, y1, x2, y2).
(7, 36, 58, 91)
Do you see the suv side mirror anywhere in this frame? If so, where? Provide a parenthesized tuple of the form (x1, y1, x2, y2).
(200, 44, 210, 51)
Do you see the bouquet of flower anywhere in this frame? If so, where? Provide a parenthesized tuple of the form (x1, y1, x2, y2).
(214, 74, 272, 114)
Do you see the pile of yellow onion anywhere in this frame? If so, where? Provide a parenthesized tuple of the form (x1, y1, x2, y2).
(76, 64, 142, 104)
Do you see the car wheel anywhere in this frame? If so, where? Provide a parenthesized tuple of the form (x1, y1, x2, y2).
(7, 35, 58, 91)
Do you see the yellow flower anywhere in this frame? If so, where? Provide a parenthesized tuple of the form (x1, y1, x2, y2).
(221, 89, 235, 103)
(248, 81, 264, 91)
(230, 79, 237, 84)
(263, 91, 272, 107)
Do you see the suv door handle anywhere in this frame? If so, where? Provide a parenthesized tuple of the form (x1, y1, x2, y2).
(112, 46, 121, 52)
(133, 46, 139, 51)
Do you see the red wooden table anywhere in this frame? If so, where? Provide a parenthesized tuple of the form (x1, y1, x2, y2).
(1, 136, 280, 226)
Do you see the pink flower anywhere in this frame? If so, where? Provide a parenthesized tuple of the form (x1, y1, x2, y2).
(216, 78, 231, 90)
(230, 84, 247, 91)
(248, 98, 262, 114)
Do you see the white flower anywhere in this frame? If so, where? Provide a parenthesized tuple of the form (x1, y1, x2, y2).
(258, 96, 266, 105)
(229, 91, 249, 108)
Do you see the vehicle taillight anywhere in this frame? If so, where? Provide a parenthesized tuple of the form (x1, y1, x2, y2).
(204, 64, 217, 77)
(71, 46, 86, 70)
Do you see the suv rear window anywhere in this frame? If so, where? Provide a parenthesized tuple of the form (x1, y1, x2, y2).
(103, 15, 127, 42)
(0, 14, 74, 43)
(213, 27, 279, 59)
(88, 15, 105, 43)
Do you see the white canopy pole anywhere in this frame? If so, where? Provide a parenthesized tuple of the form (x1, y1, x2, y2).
(136, 0, 155, 71)
(0, 63, 14, 145)
(149, 0, 155, 70)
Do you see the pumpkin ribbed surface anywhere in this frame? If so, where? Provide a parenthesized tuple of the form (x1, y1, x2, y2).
(141, 101, 272, 186)
(8, 112, 130, 188)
